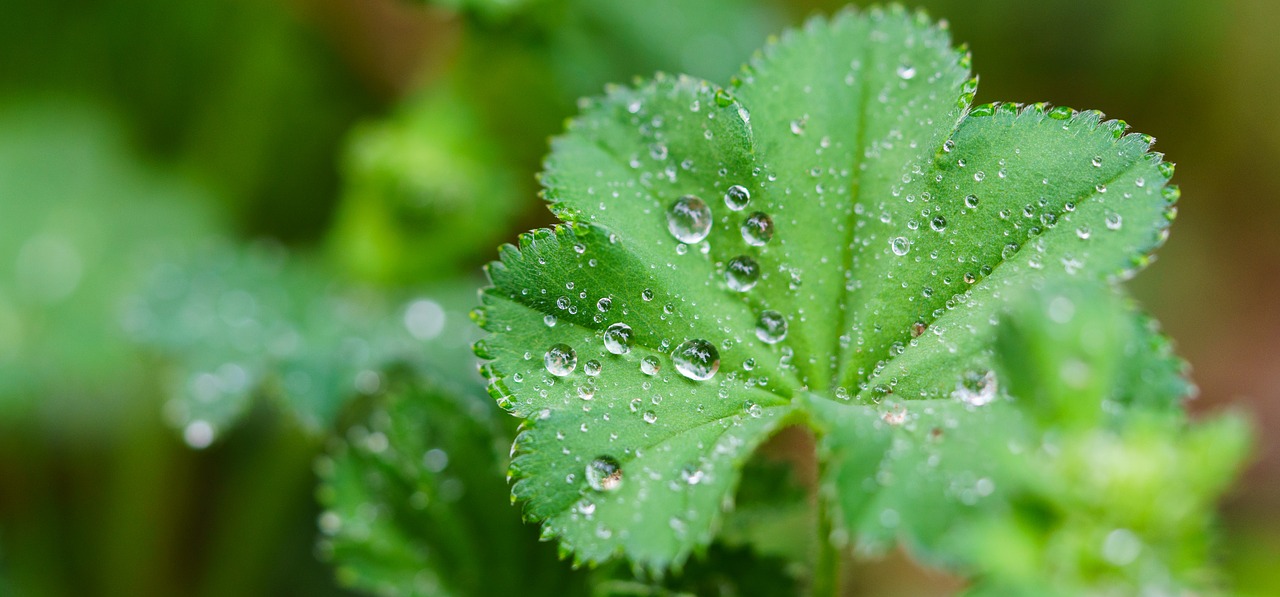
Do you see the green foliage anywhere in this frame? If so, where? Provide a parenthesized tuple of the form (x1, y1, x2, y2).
(329, 87, 521, 284)
(0, 100, 219, 422)
(471, 4, 1247, 593)
(315, 372, 589, 597)
(126, 247, 481, 439)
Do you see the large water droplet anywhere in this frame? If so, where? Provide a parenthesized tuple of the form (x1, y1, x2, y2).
(890, 237, 911, 256)
(725, 256, 760, 292)
(603, 323, 633, 355)
(667, 195, 712, 244)
(755, 310, 788, 344)
(585, 456, 623, 492)
(724, 185, 751, 211)
(740, 212, 774, 246)
(672, 339, 720, 381)
(544, 343, 577, 376)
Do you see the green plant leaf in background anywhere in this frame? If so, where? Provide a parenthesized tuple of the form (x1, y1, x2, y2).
(125, 249, 482, 442)
(0, 99, 219, 426)
(315, 371, 591, 597)
(328, 87, 521, 284)
(473, 4, 1196, 576)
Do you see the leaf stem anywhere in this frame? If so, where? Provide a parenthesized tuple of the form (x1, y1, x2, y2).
(814, 481, 843, 597)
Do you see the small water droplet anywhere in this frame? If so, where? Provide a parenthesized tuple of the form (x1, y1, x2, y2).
(724, 185, 751, 211)
(890, 237, 911, 256)
(667, 195, 713, 244)
(755, 310, 788, 344)
(1105, 212, 1123, 230)
(543, 314, 557, 327)
(896, 64, 917, 80)
(584, 360, 602, 376)
(603, 323, 633, 355)
(672, 339, 720, 381)
(596, 297, 612, 312)
(586, 456, 623, 492)
(964, 194, 979, 208)
(1091, 155, 1103, 168)
(725, 256, 760, 292)
(740, 212, 774, 246)
(544, 344, 577, 377)
(930, 215, 947, 232)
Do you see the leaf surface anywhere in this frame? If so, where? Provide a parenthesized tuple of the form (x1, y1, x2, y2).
(476, 6, 1185, 568)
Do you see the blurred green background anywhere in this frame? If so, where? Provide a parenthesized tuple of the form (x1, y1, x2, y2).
(0, 0, 1275, 595)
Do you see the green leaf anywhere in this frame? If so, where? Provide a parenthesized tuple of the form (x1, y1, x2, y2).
(475, 6, 1184, 569)
(329, 86, 522, 284)
(126, 245, 482, 441)
(316, 373, 590, 597)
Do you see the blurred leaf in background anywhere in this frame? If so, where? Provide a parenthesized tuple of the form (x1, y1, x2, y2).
(0, 100, 221, 428)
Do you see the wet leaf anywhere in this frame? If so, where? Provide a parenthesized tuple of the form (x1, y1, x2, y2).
(475, 6, 1186, 570)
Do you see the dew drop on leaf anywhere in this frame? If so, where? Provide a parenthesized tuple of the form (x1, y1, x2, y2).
(585, 456, 623, 492)
(890, 236, 911, 256)
(964, 194, 979, 208)
(896, 64, 917, 80)
(603, 322, 633, 355)
(755, 310, 788, 344)
(667, 195, 713, 244)
(583, 359, 602, 376)
(724, 184, 751, 211)
(640, 356, 661, 376)
(672, 339, 720, 381)
(741, 212, 775, 246)
(596, 297, 612, 312)
(930, 215, 947, 232)
(544, 343, 577, 377)
(725, 256, 761, 292)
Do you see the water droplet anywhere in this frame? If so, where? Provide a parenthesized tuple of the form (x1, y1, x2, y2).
(953, 370, 997, 406)
(930, 215, 947, 232)
(755, 310, 788, 344)
(789, 118, 806, 135)
(603, 323, 633, 355)
(667, 195, 713, 244)
(739, 212, 774, 246)
(724, 185, 751, 211)
(544, 344, 577, 377)
(1105, 212, 1123, 230)
(584, 360, 602, 376)
(544, 314, 557, 327)
(1091, 155, 1103, 168)
(672, 339, 720, 381)
(896, 64, 917, 80)
(964, 194, 979, 208)
(586, 456, 623, 492)
(596, 297, 612, 312)
(1001, 243, 1019, 260)
(725, 256, 760, 292)
(890, 237, 911, 256)
(1076, 226, 1091, 240)
(643, 410, 658, 424)
(641, 288, 654, 302)
(640, 356, 661, 376)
